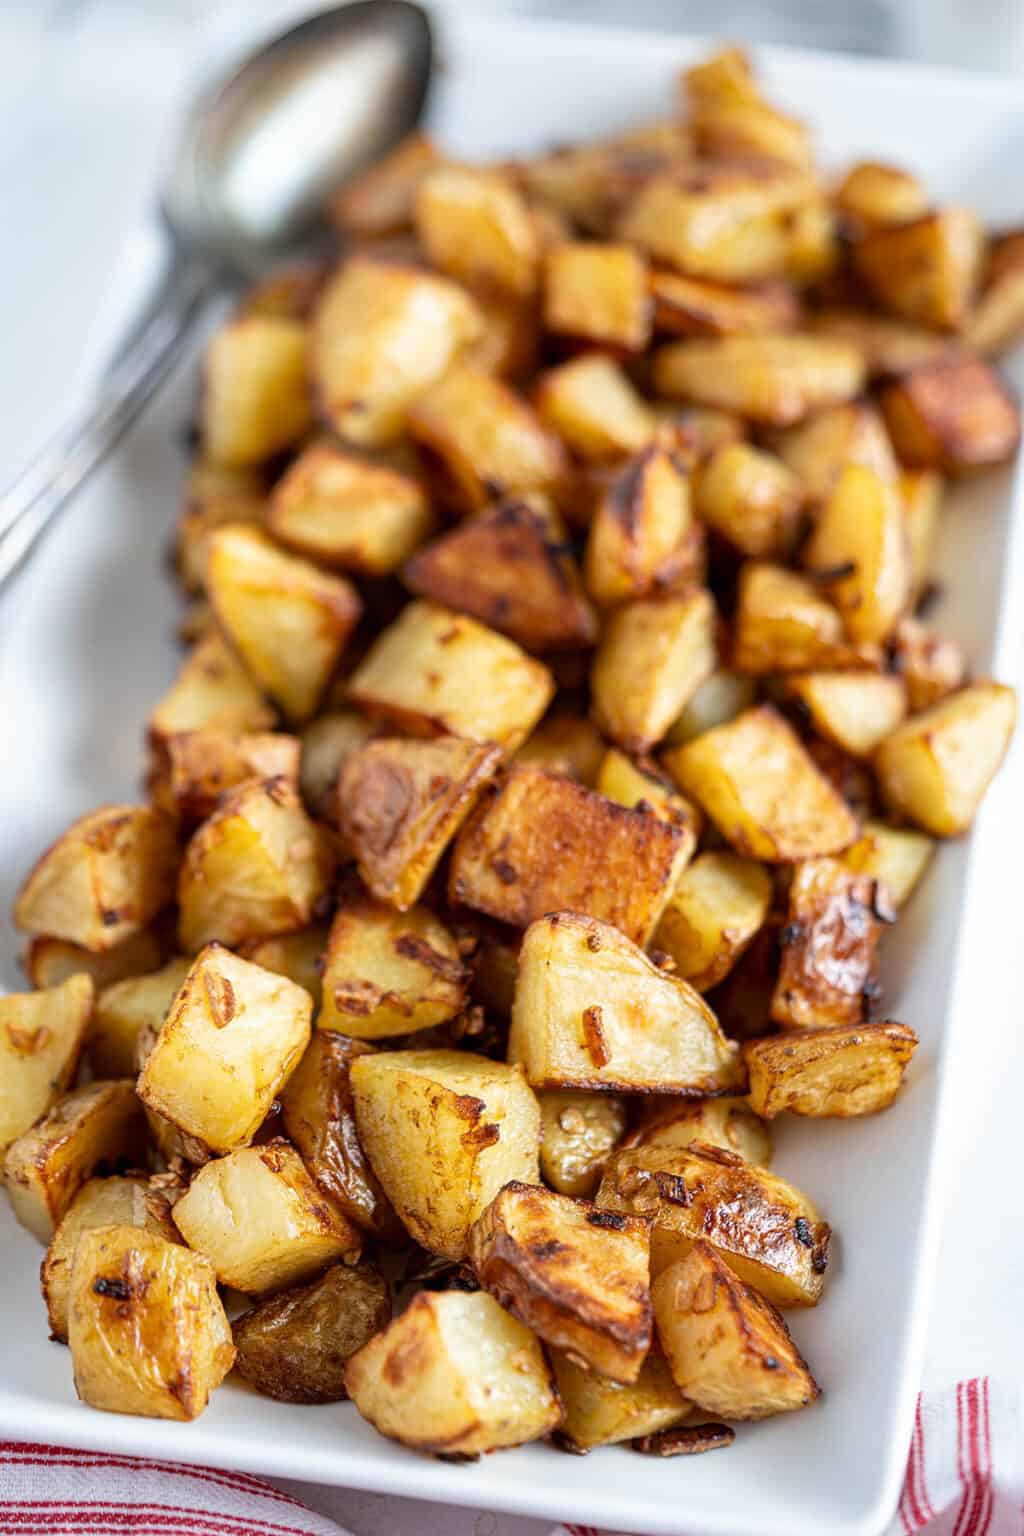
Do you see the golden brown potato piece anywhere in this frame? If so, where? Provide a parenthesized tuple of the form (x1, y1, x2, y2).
(584, 442, 698, 606)
(409, 365, 567, 515)
(767, 400, 898, 504)
(468, 1181, 652, 1383)
(237, 924, 328, 1007)
(509, 912, 743, 1095)
(331, 133, 442, 237)
(449, 767, 690, 947)
(665, 669, 757, 746)
(900, 470, 943, 605)
(891, 614, 966, 714)
(664, 706, 860, 862)
(880, 354, 1022, 474)
(597, 1142, 830, 1304)
(177, 775, 329, 952)
(148, 629, 276, 742)
(3, 1081, 147, 1243)
(175, 460, 267, 594)
(201, 316, 312, 468)
(403, 498, 597, 651)
(840, 819, 934, 908)
(14, 805, 178, 953)
(347, 601, 554, 751)
(344, 1289, 561, 1455)
(834, 162, 927, 230)
(625, 1096, 772, 1168)
(653, 1242, 819, 1420)
(69, 1225, 234, 1420)
(694, 97, 811, 170)
(515, 715, 606, 786)
(874, 682, 1017, 835)
(592, 591, 717, 754)
(232, 1260, 391, 1403)
(172, 1138, 362, 1294)
(651, 271, 799, 338)
(464, 290, 542, 382)
(550, 1344, 692, 1451)
(788, 673, 908, 758)
(654, 851, 772, 992)
(137, 944, 311, 1155)
(0, 974, 93, 1157)
(319, 884, 467, 1038)
(279, 1032, 401, 1241)
(21, 929, 164, 993)
(42, 1174, 180, 1343)
(544, 241, 651, 351)
(785, 199, 840, 286)
(235, 266, 324, 322)
(416, 166, 540, 297)
(852, 207, 982, 330)
(350, 1049, 540, 1259)
(771, 858, 889, 1030)
(539, 1091, 628, 1198)
(206, 525, 361, 724)
(695, 441, 802, 559)
(802, 463, 910, 645)
(310, 259, 482, 444)
(731, 563, 880, 675)
(536, 353, 655, 461)
(267, 442, 434, 576)
(967, 228, 1024, 356)
(524, 140, 679, 239)
(594, 750, 702, 855)
(92, 957, 191, 1079)
(300, 710, 380, 824)
(652, 334, 865, 426)
(809, 307, 949, 380)
(150, 728, 300, 825)
(745, 1021, 918, 1118)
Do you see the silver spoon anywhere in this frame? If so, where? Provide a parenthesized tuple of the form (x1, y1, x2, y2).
(0, 0, 432, 591)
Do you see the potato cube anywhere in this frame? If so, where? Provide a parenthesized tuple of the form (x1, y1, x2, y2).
(852, 207, 982, 330)
(544, 241, 651, 350)
(415, 166, 539, 297)
(175, 460, 267, 594)
(900, 470, 943, 604)
(840, 818, 934, 908)
(597, 1143, 830, 1304)
(665, 669, 757, 746)
(319, 884, 467, 1038)
(14, 805, 178, 953)
(267, 442, 434, 576)
(403, 498, 597, 652)
(69, 1225, 234, 1419)
(300, 710, 379, 824)
(664, 706, 859, 861)
(967, 228, 1024, 356)
(746, 1021, 918, 1118)
(695, 441, 802, 559)
(464, 290, 541, 381)
(584, 444, 697, 607)
(784, 200, 841, 289)
(550, 1344, 692, 1451)
(592, 591, 717, 754)
(891, 617, 967, 714)
(92, 957, 191, 1078)
(206, 525, 361, 723)
(625, 1096, 772, 1168)
(350, 1049, 540, 1259)
(788, 673, 907, 758)
(201, 316, 312, 468)
(771, 858, 888, 1029)
(236, 923, 328, 1007)
(279, 1032, 401, 1241)
(408, 365, 566, 515)
(344, 1289, 561, 1455)
(450, 768, 689, 947)
(803, 464, 909, 645)
(652, 1243, 819, 1419)
(652, 334, 865, 426)
(347, 601, 554, 751)
(148, 629, 276, 742)
(0, 974, 92, 1158)
(731, 563, 879, 675)
(173, 1138, 361, 1294)
(137, 944, 311, 1155)
(515, 715, 606, 786)
(468, 1181, 652, 1382)
(539, 1091, 628, 1198)
(536, 354, 655, 460)
(339, 735, 503, 909)
(42, 1174, 180, 1342)
(810, 309, 949, 387)
(880, 354, 1021, 474)
(651, 271, 799, 338)
(150, 728, 300, 826)
(21, 929, 164, 993)
(232, 1260, 392, 1403)
(3, 1081, 147, 1242)
(509, 912, 743, 1095)
(654, 852, 772, 992)
(594, 750, 702, 855)
(768, 400, 898, 504)
(874, 682, 1017, 835)
(310, 259, 482, 444)
(331, 133, 442, 237)
(834, 162, 927, 230)
(178, 775, 330, 953)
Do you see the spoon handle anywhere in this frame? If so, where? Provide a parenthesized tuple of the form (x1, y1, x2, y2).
(0, 249, 213, 593)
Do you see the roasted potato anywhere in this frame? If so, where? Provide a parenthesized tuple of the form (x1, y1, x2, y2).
(232, 1260, 391, 1403)
(802, 463, 909, 645)
(69, 1225, 234, 1419)
(175, 460, 267, 594)
(652, 1242, 819, 1419)
(625, 1096, 772, 1168)
(652, 334, 865, 426)
(840, 818, 934, 908)
(137, 944, 311, 1155)
(591, 591, 718, 754)
(515, 715, 606, 786)
(91, 956, 191, 1078)
(879, 354, 1021, 473)
(732, 562, 879, 675)
(509, 912, 743, 1095)
(967, 227, 1024, 356)
(834, 161, 927, 230)
(201, 315, 312, 468)
(745, 1021, 918, 1118)
(236, 923, 328, 1007)
(653, 851, 772, 992)
(149, 727, 300, 825)
(664, 669, 757, 746)
(148, 628, 276, 742)
(810, 306, 949, 379)
(415, 165, 540, 297)
(3, 1080, 147, 1243)
(465, 290, 542, 381)
(536, 353, 655, 461)
(0, 974, 92, 1157)
(899, 470, 943, 605)
(299, 710, 380, 824)
(21, 928, 164, 993)
(331, 133, 442, 237)
(550, 1344, 691, 1451)
(539, 1091, 628, 1198)
(768, 400, 898, 504)
(544, 241, 651, 351)
(651, 272, 799, 338)
(468, 1180, 652, 1382)
(344, 1289, 561, 1455)
(594, 750, 702, 853)
(852, 207, 982, 330)
(788, 672, 908, 758)
(771, 858, 889, 1029)
(695, 441, 802, 558)
(893, 617, 967, 714)
(584, 442, 699, 607)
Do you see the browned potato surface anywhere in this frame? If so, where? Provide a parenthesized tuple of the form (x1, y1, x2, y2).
(545, 241, 651, 350)
(771, 858, 889, 1030)
(852, 207, 982, 330)
(745, 1022, 918, 1117)
(584, 441, 698, 607)
(880, 354, 1022, 473)
(652, 334, 865, 425)
(874, 682, 1016, 835)
(0, 974, 93, 1157)
(550, 1344, 692, 1450)
(539, 1091, 628, 1198)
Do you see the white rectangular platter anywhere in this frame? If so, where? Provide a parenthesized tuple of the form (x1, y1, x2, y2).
(1, 10, 1022, 1536)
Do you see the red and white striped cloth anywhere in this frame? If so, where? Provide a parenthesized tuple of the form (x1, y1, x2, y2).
(1, 1379, 1019, 1536)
